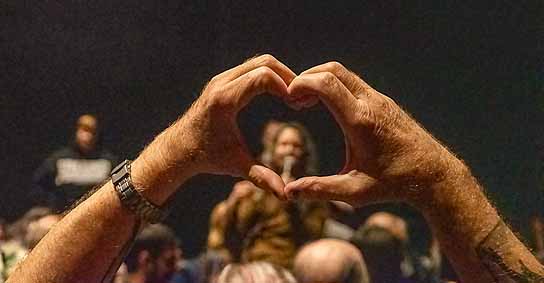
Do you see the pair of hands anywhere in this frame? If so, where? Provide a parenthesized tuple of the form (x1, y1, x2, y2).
(178, 54, 454, 207)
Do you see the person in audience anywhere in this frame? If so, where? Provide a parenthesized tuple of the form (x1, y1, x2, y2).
(0, 219, 6, 243)
(125, 224, 186, 283)
(6, 207, 53, 245)
(33, 114, 117, 211)
(208, 122, 329, 268)
(7, 56, 544, 283)
(259, 120, 284, 166)
(24, 214, 62, 250)
(293, 239, 369, 283)
(217, 261, 296, 283)
(1, 207, 54, 279)
(352, 212, 410, 283)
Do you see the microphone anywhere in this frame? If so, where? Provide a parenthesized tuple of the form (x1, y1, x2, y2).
(281, 156, 296, 183)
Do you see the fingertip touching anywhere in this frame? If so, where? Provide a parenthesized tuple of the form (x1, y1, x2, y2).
(249, 54, 297, 85)
(247, 164, 286, 201)
(228, 66, 289, 110)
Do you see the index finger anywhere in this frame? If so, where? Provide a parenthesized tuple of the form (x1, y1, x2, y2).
(216, 54, 296, 85)
(301, 62, 374, 97)
(288, 72, 358, 127)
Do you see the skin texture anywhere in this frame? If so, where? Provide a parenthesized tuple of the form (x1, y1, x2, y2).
(283, 61, 544, 283)
(7, 56, 544, 283)
(7, 55, 295, 283)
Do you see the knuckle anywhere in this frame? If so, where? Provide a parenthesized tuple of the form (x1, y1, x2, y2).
(324, 61, 345, 73)
(257, 54, 278, 66)
(253, 66, 275, 78)
(382, 95, 397, 106)
(377, 97, 400, 119)
(319, 72, 339, 89)
(310, 180, 323, 193)
(208, 74, 222, 87)
(378, 98, 391, 111)
(208, 87, 233, 109)
(250, 66, 276, 88)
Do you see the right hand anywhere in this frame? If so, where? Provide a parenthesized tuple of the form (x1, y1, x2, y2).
(284, 62, 460, 206)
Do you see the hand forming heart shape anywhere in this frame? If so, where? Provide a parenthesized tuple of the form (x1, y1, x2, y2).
(150, 54, 455, 208)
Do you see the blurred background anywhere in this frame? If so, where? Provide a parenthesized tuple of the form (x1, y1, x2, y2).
(1, 1, 542, 257)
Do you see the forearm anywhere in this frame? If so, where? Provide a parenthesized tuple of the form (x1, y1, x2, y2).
(8, 117, 197, 283)
(7, 54, 293, 283)
(8, 183, 138, 283)
(416, 153, 544, 282)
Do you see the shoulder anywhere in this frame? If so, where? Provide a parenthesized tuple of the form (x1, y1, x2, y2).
(49, 147, 74, 159)
(97, 149, 118, 163)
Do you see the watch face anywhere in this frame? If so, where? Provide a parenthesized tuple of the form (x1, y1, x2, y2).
(111, 160, 165, 223)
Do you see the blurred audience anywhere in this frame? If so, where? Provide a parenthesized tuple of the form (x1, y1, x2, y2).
(259, 120, 284, 167)
(293, 239, 369, 283)
(530, 214, 544, 262)
(125, 224, 188, 283)
(208, 122, 329, 268)
(352, 220, 406, 283)
(183, 251, 228, 283)
(0, 219, 6, 243)
(217, 261, 296, 283)
(33, 114, 117, 211)
(322, 201, 356, 241)
(24, 214, 61, 250)
(0, 207, 60, 281)
(352, 212, 443, 283)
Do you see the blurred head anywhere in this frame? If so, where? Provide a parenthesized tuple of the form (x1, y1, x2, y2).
(24, 214, 61, 250)
(260, 120, 284, 167)
(75, 114, 98, 154)
(0, 218, 6, 241)
(293, 239, 369, 283)
(126, 224, 182, 282)
(217, 261, 296, 283)
(7, 206, 53, 242)
(197, 251, 230, 283)
(270, 122, 318, 177)
(262, 120, 283, 151)
(351, 221, 406, 283)
(363, 212, 408, 244)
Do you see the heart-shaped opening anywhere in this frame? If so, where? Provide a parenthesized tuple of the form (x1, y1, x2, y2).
(238, 94, 345, 177)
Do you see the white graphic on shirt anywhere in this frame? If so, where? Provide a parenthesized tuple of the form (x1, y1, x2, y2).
(55, 158, 111, 186)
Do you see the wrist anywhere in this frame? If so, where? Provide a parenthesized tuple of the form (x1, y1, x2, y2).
(401, 146, 473, 210)
(130, 119, 203, 205)
(408, 153, 500, 232)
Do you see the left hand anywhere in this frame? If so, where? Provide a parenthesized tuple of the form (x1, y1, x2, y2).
(133, 55, 297, 201)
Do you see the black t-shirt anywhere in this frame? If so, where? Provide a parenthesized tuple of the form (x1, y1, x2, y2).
(33, 146, 117, 211)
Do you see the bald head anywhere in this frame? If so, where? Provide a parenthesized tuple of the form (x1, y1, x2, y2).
(363, 212, 407, 243)
(294, 239, 369, 283)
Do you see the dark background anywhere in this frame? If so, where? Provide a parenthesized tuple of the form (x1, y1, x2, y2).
(1, 1, 542, 256)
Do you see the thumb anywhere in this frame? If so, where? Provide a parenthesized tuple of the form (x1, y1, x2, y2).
(246, 164, 286, 200)
(235, 150, 286, 200)
(223, 125, 285, 200)
(284, 171, 385, 206)
(232, 131, 286, 200)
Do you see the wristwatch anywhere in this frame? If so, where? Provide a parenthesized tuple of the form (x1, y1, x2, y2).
(111, 160, 168, 223)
